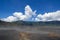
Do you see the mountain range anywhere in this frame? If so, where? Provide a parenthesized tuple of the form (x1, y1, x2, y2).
(0, 20, 60, 27)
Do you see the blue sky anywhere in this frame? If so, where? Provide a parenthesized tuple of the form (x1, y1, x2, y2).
(0, 0, 60, 18)
(0, 0, 60, 22)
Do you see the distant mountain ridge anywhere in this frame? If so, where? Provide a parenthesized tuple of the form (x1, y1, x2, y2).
(0, 20, 60, 27)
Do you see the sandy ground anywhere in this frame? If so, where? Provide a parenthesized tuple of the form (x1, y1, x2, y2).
(0, 26, 60, 40)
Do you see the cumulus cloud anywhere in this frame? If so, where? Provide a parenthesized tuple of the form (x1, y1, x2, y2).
(1, 5, 60, 22)
(1, 5, 36, 22)
(1, 16, 17, 22)
(35, 11, 60, 21)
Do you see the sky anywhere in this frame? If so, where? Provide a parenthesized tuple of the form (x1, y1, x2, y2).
(0, 0, 60, 22)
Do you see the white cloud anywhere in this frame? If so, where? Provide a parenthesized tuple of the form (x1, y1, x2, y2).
(35, 11, 60, 21)
(1, 16, 17, 22)
(1, 5, 60, 22)
(1, 5, 36, 22)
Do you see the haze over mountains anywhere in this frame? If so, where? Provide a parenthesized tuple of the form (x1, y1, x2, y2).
(0, 20, 60, 27)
